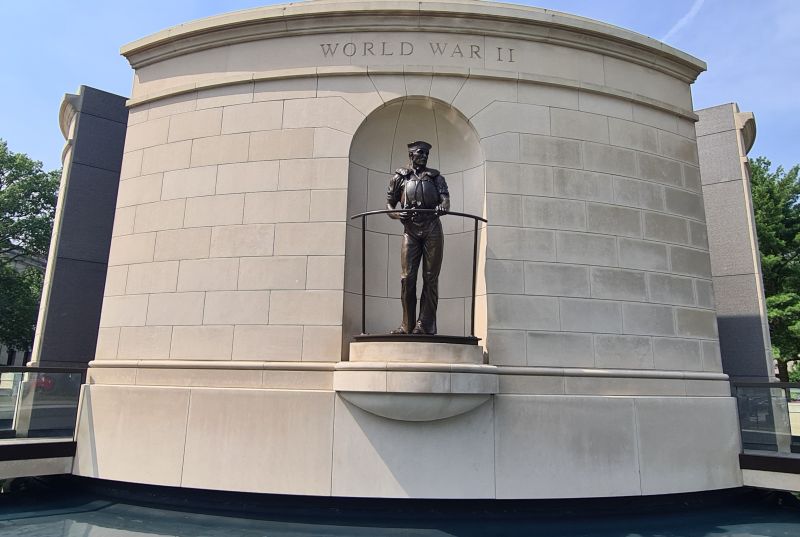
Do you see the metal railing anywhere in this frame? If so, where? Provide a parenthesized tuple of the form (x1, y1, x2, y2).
(350, 209, 487, 337)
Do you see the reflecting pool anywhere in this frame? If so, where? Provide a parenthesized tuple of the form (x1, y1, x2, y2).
(2, 489, 800, 536)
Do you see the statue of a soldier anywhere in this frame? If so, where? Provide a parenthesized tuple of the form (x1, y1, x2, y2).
(386, 141, 450, 335)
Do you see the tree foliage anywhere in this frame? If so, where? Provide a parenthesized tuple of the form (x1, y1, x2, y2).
(0, 139, 59, 353)
(750, 156, 800, 381)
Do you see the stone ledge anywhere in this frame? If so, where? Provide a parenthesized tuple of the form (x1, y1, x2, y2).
(349, 340, 484, 364)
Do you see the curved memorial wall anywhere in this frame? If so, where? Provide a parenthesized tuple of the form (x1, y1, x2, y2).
(75, 0, 741, 498)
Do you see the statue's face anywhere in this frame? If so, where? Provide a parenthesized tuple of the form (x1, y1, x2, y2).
(409, 148, 429, 167)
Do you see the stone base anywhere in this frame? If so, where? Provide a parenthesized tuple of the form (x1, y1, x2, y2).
(349, 341, 484, 364)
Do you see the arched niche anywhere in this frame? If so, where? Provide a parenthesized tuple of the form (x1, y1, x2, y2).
(343, 97, 486, 357)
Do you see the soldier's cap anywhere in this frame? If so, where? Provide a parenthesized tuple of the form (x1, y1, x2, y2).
(407, 141, 432, 152)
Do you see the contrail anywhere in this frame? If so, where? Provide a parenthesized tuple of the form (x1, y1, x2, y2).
(662, 0, 706, 42)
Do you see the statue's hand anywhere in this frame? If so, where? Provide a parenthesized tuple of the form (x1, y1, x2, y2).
(436, 197, 451, 214)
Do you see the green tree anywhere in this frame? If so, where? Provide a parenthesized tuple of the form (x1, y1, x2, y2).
(750, 156, 800, 381)
(0, 139, 59, 357)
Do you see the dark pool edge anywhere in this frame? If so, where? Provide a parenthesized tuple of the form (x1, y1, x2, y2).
(3, 475, 799, 524)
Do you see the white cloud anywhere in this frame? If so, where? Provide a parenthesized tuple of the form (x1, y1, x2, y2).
(662, 0, 706, 43)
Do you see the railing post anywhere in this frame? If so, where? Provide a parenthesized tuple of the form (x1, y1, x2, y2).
(470, 218, 479, 338)
(361, 215, 366, 335)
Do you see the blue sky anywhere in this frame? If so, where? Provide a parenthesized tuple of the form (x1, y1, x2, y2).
(1, 0, 797, 172)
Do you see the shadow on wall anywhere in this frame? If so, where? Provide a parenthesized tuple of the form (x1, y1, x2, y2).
(343, 97, 486, 354)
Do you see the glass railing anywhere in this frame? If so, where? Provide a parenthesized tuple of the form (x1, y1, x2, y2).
(732, 382, 800, 454)
(0, 367, 86, 441)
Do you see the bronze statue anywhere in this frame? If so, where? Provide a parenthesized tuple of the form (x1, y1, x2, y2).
(386, 141, 450, 335)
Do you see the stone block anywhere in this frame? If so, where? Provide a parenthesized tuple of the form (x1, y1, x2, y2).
(687, 221, 709, 251)
(103, 266, 127, 296)
(524, 197, 586, 231)
(94, 327, 120, 360)
(486, 162, 554, 197)
(665, 187, 705, 221)
(608, 118, 658, 153)
(269, 290, 343, 325)
(161, 166, 217, 200)
(184, 194, 244, 227)
(635, 397, 741, 494)
(499, 374, 566, 395)
(487, 227, 555, 262)
(528, 331, 593, 367)
(146, 292, 205, 326)
(273, 222, 346, 255)
(306, 256, 344, 290)
(653, 337, 703, 371)
(428, 74, 466, 104)
(594, 334, 653, 369)
(701, 340, 723, 371)
(486, 194, 523, 227)
(154, 227, 211, 261)
(116, 173, 162, 208)
(124, 117, 169, 152)
(659, 131, 698, 164)
(695, 279, 715, 309)
(560, 298, 622, 334)
(254, 77, 317, 102)
(675, 308, 718, 339)
(120, 150, 143, 180)
(210, 224, 275, 258)
(99, 295, 148, 327)
(203, 291, 270, 325)
(190, 133, 250, 167)
(485, 259, 524, 294)
(696, 131, 742, 185)
(578, 91, 633, 120)
(670, 246, 712, 277)
(643, 212, 689, 245)
(182, 389, 334, 495)
(695, 104, 737, 137)
(647, 273, 695, 306)
(238, 256, 306, 290)
(283, 97, 363, 134)
(583, 142, 636, 176)
(613, 177, 664, 210)
(313, 128, 351, 158)
(586, 203, 641, 238)
(167, 108, 222, 142)
(487, 329, 526, 366)
(556, 232, 617, 266)
(488, 295, 559, 330)
(231, 325, 303, 361)
(310, 189, 348, 222)
(481, 133, 519, 162)
(279, 158, 349, 190)
(112, 206, 135, 237)
(73, 385, 189, 485)
(637, 153, 682, 187)
(591, 267, 646, 301)
(148, 93, 197, 119)
(317, 74, 383, 115)
(554, 169, 613, 203)
(518, 82, 579, 108)
(243, 191, 310, 224)
(108, 233, 155, 266)
(453, 77, 517, 118)
(622, 303, 675, 336)
(177, 258, 239, 291)
(133, 199, 185, 233)
(550, 108, 608, 143)
(525, 262, 589, 297)
(125, 261, 179, 294)
(683, 164, 702, 192)
(141, 141, 192, 174)
(217, 161, 279, 194)
(564, 377, 685, 397)
(302, 325, 342, 361)
(170, 325, 234, 360)
(118, 326, 172, 360)
(603, 56, 692, 109)
(221, 101, 283, 134)
(702, 181, 753, 275)
(520, 134, 581, 168)
(196, 83, 253, 109)
(495, 395, 640, 498)
(632, 104, 679, 133)
(472, 101, 549, 138)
